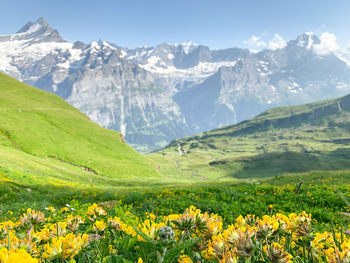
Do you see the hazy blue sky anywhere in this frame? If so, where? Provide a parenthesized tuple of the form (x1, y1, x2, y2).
(1, 0, 349, 49)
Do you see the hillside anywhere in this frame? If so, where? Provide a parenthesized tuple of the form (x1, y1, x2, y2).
(0, 72, 160, 194)
(151, 93, 350, 179)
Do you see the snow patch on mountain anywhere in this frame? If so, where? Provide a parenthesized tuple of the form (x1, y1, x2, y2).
(0, 39, 82, 76)
(140, 59, 237, 80)
(179, 40, 198, 54)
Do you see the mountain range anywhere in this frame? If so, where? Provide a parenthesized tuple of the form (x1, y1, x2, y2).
(1, 18, 350, 152)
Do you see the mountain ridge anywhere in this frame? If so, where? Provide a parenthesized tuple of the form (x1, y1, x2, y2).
(1, 18, 350, 152)
(152, 92, 350, 179)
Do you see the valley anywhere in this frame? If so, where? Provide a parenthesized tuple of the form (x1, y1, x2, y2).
(1, 8, 350, 261)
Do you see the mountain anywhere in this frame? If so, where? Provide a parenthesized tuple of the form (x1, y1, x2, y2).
(0, 72, 159, 191)
(173, 34, 350, 132)
(0, 17, 64, 44)
(1, 18, 350, 152)
(152, 93, 350, 179)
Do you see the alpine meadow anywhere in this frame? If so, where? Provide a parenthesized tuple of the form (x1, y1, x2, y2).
(2, 1, 350, 262)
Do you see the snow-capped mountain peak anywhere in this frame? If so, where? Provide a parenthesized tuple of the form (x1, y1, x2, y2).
(17, 17, 50, 34)
(179, 40, 198, 54)
(0, 19, 80, 79)
(289, 32, 320, 49)
(7, 17, 65, 43)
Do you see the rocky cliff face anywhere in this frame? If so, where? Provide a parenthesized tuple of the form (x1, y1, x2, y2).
(174, 35, 350, 133)
(1, 18, 350, 152)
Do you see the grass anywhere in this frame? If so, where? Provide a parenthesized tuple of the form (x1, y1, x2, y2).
(2, 71, 350, 186)
(2, 72, 350, 262)
(0, 72, 160, 185)
(2, 166, 350, 222)
(151, 93, 350, 179)
(3, 194, 349, 262)
(1, 72, 350, 236)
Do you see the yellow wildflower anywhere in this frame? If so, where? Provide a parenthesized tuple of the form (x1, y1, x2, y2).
(93, 220, 106, 232)
(42, 236, 63, 259)
(178, 254, 193, 263)
(20, 209, 45, 225)
(0, 248, 38, 263)
(264, 242, 292, 263)
(86, 203, 107, 221)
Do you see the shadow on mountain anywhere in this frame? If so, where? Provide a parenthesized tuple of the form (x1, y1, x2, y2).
(209, 148, 350, 179)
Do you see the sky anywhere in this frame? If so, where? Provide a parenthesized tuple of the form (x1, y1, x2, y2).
(1, 0, 350, 50)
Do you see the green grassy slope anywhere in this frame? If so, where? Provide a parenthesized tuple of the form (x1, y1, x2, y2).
(0, 72, 159, 184)
(151, 94, 350, 179)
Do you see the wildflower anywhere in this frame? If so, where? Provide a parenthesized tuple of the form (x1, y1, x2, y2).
(288, 211, 312, 237)
(219, 251, 238, 263)
(158, 226, 175, 242)
(88, 234, 102, 242)
(138, 220, 165, 241)
(233, 229, 254, 258)
(274, 213, 289, 231)
(120, 223, 137, 237)
(0, 221, 17, 235)
(147, 213, 156, 220)
(65, 215, 84, 232)
(42, 233, 88, 259)
(264, 242, 292, 263)
(206, 221, 223, 238)
(178, 254, 193, 263)
(86, 203, 107, 221)
(0, 248, 38, 263)
(205, 234, 225, 259)
(108, 217, 123, 231)
(62, 233, 89, 259)
(235, 215, 246, 227)
(93, 220, 106, 232)
(109, 245, 118, 254)
(33, 226, 51, 242)
(244, 214, 258, 226)
(20, 209, 45, 225)
(257, 215, 279, 238)
(223, 225, 240, 244)
(42, 236, 63, 259)
(0, 204, 348, 263)
(310, 232, 334, 260)
(50, 222, 67, 237)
